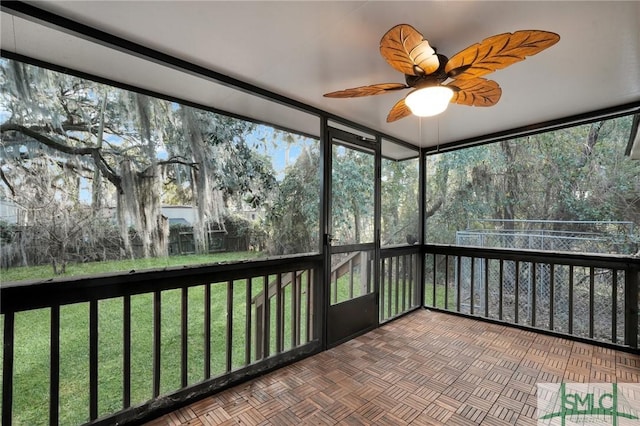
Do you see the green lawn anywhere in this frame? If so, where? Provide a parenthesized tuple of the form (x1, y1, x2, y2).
(0, 252, 314, 425)
(1, 251, 265, 283)
(0, 253, 415, 425)
(424, 283, 454, 309)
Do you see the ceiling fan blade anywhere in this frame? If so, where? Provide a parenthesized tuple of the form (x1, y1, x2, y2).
(380, 24, 440, 76)
(386, 98, 412, 122)
(324, 83, 408, 98)
(445, 30, 560, 80)
(447, 78, 502, 106)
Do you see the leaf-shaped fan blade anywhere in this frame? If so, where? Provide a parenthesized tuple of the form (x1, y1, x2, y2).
(380, 24, 440, 76)
(386, 98, 412, 123)
(445, 30, 560, 80)
(324, 83, 408, 98)
(447, 78, 502, 106)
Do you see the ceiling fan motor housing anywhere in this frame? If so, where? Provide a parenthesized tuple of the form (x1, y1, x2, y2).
(405, 53, 450, 89)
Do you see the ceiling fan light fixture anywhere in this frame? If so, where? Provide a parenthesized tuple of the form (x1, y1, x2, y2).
(324, 25, 559, 123)
(404, 86, 454, 117)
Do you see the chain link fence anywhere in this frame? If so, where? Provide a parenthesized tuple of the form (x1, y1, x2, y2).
(453, 220, 636, 342)
(457, 219, 637, 254)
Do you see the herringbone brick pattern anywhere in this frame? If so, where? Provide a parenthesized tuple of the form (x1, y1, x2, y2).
(147, 310, 640, 425)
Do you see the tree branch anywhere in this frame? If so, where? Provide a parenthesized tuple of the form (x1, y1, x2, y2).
(158, 157, 199, 170)
(1, 122, 122, 191)
(0, 167, 16, 196)
(425, 198, 443, 219)
(2, 122, 94, 155)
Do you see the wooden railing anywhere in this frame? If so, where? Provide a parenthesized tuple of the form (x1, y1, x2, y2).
(424, 244, 640, 350)
(380, 246, 421, 322)
(3, 243, 638, 425)
(329, 251, 373, 304)
(0, 255, 322, 426)
(251, 269, 314, 359)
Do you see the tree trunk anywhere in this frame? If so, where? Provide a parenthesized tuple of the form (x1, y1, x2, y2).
(189, 166, 208, 254)
(579, 121, 604, 166)
(500, 141, 518, 229)
(92, 169, 103, 210)
(92, 95, 108, 211)
(352, 199, 361, 243)
(181, 107, 226, 254)
(118, 160, 168, 258)
(117, 194, 134, 259)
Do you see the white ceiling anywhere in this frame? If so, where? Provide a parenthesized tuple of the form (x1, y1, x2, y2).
(2, 1, 640, 150)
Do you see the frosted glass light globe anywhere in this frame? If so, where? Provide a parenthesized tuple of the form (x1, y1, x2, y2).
(405, 86, 454, 117)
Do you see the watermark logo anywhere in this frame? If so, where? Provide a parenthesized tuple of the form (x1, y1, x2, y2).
(538, 383, 640, 425)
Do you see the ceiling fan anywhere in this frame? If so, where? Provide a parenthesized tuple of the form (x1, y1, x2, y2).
(324, 24, 560, 122)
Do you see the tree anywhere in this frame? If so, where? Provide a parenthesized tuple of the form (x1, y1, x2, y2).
(425, 115, 640, 252)
(331, 146, 374, 244)
(1, 59, 179, 258)
(266, 144, 320, 255)
(381, 157, 419, 245)
(0, 153, 120, 273)
(170, 107, 275, 253)
(0, 58, 279, 270)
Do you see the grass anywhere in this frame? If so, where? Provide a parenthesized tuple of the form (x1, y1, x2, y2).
(1, 251, 266, 283)
(0, 252, 316, 425)
(424, 283, 454, 309)
(4, 279, 314, 425)
(0, 252, 413, 425)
